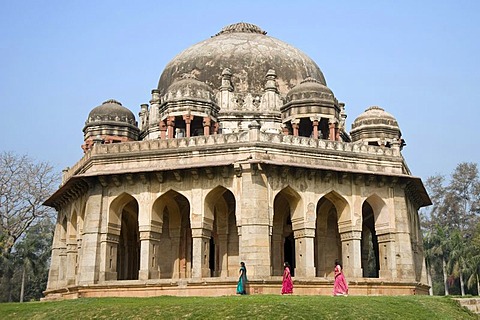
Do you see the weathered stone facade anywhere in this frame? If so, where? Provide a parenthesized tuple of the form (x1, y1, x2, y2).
(44, 23, 430, 298)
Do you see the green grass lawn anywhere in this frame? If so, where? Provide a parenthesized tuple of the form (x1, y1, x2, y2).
(0, 295, 477, 320)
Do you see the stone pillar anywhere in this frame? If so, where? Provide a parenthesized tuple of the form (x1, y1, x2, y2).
(335, 123, 340, 141)
(159, 120, 167, 139)
(183, 114, 194, 138)
(328, 119, 336, 141)
(65, 240, 78, 285)
(218, 233, 228, 277)
(171, 234, 181, 279)
(313, 121, 319, 139)
(293, 228, 316, 277)
(46, 221, 65, 290)
(271, 232, 283, 275)
(377, 231, 396, 279)
(167, 116, 175, 139)
(191, 228, 211, 278)
(139, 103, 149, 131)
(99, 234, 118, 281)
(203, 117, 211, 137)
(291, 119, 300, 136)
(148, 89, 161, 139)
(340, 230, 363, 278)
(238, 163, 270, 277)
(139, 230, 161, 280)
(78, 190, 104, 285)
(218, 68, 234, 111)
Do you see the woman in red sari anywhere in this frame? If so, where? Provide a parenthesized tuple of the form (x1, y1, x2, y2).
(281, 262, 293, 294)
(333, 259, 348, 296)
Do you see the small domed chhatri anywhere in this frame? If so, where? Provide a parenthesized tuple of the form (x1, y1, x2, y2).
(351, 106, 404, 148)
(44, 23, 431, 300)
(82, 99, 139, 151)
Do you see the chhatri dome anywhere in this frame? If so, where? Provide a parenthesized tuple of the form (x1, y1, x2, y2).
(44, 22, 431, 299)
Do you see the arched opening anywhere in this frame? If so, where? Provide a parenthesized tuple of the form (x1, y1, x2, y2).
(116, 198, 140, 280)
(298, 118, 313, 137)
(271, 187, 300, 277)
(205, 187, 238, 277)
(319, 118, 330, 139)
(153, 190, 192, 279)
(173, 115, 206, 137)
(361, 201, 379, 278)
(315, 195, 342, 277)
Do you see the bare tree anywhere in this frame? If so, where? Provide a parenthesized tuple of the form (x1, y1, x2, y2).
(0, 151, 59, 257)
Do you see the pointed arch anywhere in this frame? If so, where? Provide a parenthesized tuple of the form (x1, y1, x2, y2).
(153, 190, 192, 279)
(361, 194, 385, 278)
(109, 193, 140, 280)
(271, 186, 302, 276)
(204, 186, 238, 277)
(314, 191, 348, 277)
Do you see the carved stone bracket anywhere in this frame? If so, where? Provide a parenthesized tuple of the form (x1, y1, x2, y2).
(234, 163, 242, 177)
(155, 172, 164, 183)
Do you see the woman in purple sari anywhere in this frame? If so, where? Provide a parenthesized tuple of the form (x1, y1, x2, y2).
(281, 262, 293, 294)
(333, 259, 348, 296)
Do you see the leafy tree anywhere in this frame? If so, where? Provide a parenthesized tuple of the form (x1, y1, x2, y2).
(0, 152, 58, 302)
(422, 162, 480, 296)
(0, 216, 54, 302)
(0, 151, 58, 257)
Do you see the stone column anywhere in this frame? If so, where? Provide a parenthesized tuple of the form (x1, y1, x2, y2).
(191, 228, 211, 278)
(340, 230, 363, 278)
(377, 231, 396, 279)
(167, 116, 175, 139)
(139, 230, 161, 280)
(291, 119, 300, 137)
(159, 120, 167, 139)
(311, 118, 319, 139)
(171, 233, 181, 279)
(183, 114, 194, 138)
(293, 228, 316, 277)
(99, 233, 119, 281)
(218, 233, 228, 277)
(238, 163, 270, 277)
(46, 221, 65, 290)
(148, 89, 161, 139)
(65, 239, 78, 285)
(271, 232, 283, 275)
(328, 119, 336, 141)
(77, 190, 104, 285)
(203, 117, 211, 137)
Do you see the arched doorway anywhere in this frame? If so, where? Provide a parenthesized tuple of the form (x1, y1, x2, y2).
(315, 194, 342, 277)
(361, 201, 379, 278)
(116, 196, 140, 280)
(152, 190, 192, 279)
(271, 187, 300, 277)
(205, 187, 238, 277)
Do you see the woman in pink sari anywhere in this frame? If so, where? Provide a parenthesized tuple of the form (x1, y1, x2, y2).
(281, 262, 293, 294)
(333, 259, 348, 296)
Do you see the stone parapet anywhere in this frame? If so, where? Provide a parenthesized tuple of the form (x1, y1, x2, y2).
(61, 131, 405, 183)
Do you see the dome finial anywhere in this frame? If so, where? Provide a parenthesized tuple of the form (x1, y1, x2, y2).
(214, 22, 267, 36)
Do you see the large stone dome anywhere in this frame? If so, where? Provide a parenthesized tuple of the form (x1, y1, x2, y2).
(157, 22, 326, 97)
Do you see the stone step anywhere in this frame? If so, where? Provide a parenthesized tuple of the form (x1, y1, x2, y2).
(454, 298, 480, 314)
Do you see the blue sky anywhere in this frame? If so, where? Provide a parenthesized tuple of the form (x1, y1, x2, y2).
(1, 0, 479, 181)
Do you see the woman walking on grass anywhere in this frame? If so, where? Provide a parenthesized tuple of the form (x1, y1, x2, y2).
(236, 262, 247, 295)
(333, 259, 348, 296)
(281, 262, 293, 294)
